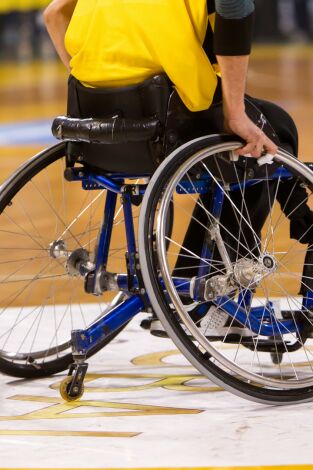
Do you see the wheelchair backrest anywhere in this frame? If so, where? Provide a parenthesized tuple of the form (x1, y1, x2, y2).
(66, 74, 172, 174)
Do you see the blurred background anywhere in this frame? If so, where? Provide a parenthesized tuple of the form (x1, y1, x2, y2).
(0, 0, 312, 179)
(1, 0, 313, 62)
(0, 0, 54, 63)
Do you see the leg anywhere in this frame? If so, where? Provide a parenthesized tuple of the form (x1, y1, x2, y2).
(174, 96, 299, 276)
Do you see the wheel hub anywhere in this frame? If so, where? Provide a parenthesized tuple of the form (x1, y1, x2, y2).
(49, 240, 95, 277)
(261, 254, 277, 271)
(67, 248, 94, 277)
(49, 239, 68, 259)
(233, 253, 277, 288)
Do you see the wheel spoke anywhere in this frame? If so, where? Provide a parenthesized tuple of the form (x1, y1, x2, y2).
(0, 146, 128, 377)
(141, 141, 313, 403)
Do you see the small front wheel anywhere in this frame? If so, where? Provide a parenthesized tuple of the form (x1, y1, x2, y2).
(60, 376, 84, 402)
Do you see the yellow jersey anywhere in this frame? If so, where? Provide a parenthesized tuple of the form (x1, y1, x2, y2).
(65, 0, 218, 112)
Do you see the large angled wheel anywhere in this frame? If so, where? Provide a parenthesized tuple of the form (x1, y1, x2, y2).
(139, 134, 313, 404)
(0, 143, 131, 378)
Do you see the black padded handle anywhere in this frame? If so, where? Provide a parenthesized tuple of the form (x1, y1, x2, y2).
(52, 115, 162, 144)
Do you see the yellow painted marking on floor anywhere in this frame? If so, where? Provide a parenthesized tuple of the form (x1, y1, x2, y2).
(131, 346, 237, 367)
(131, 349, 183, 367)
(0, 430, 139, 438)
(1, 466, 313, 470)
(0, 395, 202, 421)
(50, 373, 223, 393)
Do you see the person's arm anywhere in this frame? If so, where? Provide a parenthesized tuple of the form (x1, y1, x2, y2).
(214, 0, 278, 157)
(43, 0, 77, 70)
(217, 54, 277, 157)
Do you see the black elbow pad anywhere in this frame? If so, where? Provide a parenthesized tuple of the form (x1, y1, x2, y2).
(213, 11, 255, 56)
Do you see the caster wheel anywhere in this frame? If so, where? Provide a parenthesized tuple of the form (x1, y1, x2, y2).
(270, 351, 283, 365)
(60, 376, 84, 402)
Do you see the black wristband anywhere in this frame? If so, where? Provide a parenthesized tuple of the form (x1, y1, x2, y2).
(213, 11, 255, 56)
(207, 1, 215, 14)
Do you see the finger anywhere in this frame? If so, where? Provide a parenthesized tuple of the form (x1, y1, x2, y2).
(235, 142, 256, 156)
(236, 136, 278, 158)
(263, 136, 278, 155)
(250, 141, 265, 158)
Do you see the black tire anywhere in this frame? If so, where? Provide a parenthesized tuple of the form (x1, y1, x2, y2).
(0, 144, 129, 378)
(139, 135, 313, 404)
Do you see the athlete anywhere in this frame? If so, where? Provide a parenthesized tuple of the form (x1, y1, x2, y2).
(44, 0, 313, 338)
(43, 0, 278, 158)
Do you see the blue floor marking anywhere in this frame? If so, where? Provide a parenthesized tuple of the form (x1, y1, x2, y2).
(0, 119, 57, 146)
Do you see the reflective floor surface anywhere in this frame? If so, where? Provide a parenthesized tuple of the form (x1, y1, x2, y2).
(1, 314, 313, 469)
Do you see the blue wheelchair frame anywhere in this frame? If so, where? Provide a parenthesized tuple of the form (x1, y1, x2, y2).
(66, 165, 313, 358)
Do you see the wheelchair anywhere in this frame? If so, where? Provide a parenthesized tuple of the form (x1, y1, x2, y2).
(1, 75, 313, 405)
